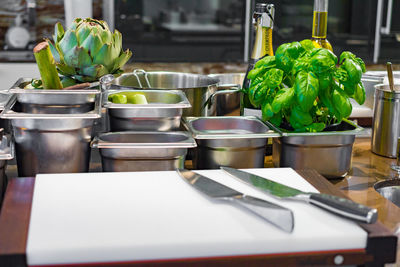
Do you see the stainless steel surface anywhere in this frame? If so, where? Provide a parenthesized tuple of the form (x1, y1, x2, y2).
(1, 94, 101, 177)
(101, 71, 239, 116)
(208, 73, 244, 116)
(362, 73, 384, 110)
(0, 135, 14, 204)
(221, 167, 378, 224)
(176, 169, 294, 233)
(92, 131, 196, 172)
(0, 92, 11, 133)
(184, 116, 279, 169)
(268, 120, 363, 178)
(105, 89, 190, 131)
(9, 78, 99, 114)
(371, 84, 400, 158)
(374, 179, 400, 208)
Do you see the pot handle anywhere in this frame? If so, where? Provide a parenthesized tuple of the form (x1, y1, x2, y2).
(90, 136, 100, 148)
(204, 84, 241, 109)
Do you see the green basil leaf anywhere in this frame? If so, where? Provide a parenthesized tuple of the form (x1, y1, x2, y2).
(355, 57, 366, 73)
(247, 67, 267, 80)
(300, 39, 315, 51)
(310, 52, 336, 74)
(343, 58, 362, 85)
(319, 88, 341, 120)
(269, 111, 282, 127)
(254, 55, 276, 69)
(333, 67, 349, 82)
(339, 51, 356, 64)
(271, 87, 294, 113)
(318, 72, 331, 92)
(332, 89, 352, 119)
(262, 102, 274, 121)
(287, 41, 304, 59)
(275, 43, 293, 73)
(305, 122, 326, 132)
(292, 59, 310, 76)
(290, 106, 313, 127)
(264, 68, 284, 88)
(294, 71, 319, 112)
(248, 82, 266, 108)
(354, 82, 366, 105)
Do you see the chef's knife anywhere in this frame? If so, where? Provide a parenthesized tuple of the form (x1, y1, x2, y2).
(176, 169, 294, 233)
(221, 167, 378, 224)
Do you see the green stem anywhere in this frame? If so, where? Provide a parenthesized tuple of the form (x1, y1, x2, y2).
(33, 41, 62, 89)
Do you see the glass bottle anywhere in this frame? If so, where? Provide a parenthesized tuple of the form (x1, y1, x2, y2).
(311, 0, 333, 51)
(241, 3, 274, 115)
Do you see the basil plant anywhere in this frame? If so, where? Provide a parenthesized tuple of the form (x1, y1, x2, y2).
(245, 39, 366, 132)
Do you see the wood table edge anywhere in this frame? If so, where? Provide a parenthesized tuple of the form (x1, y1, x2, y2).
(0, 177, 34, 267)
(296, 169, 398, 265)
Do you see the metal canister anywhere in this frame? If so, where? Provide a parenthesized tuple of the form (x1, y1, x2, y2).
(371, 84, 400, 158)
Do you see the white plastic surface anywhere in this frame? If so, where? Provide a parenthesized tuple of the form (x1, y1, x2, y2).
(26, 168, 368, 266)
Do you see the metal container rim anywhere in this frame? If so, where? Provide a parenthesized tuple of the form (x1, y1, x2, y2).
(374, 83, 400, 97)
(0, 94, 102, 120)
(104, 89, 191, 109)
(265, 119, 364, 137)
(113, 71, 220, 89)
(183, 116, 280, 139)
(9, 78, 101, 95)
(91, 131, 197, 149)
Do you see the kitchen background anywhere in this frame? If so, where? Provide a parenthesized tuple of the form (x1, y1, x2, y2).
(0, 0, 399, 63)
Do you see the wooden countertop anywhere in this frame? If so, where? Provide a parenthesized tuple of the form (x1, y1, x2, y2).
(260, 137, 400, 233)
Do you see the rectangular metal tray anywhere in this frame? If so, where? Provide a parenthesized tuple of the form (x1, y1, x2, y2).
(183, 116, 278, 169)
(92, 131, 196, 172)
(105, 89, 191, 131)
(1, 94, 101, 120)
(184, 116, 280, 139)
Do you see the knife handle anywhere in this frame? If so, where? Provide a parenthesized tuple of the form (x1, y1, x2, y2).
(308, 193, 378, 224)
(230, 195, 294, 233)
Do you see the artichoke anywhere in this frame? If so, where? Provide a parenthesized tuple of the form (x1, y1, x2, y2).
(47, 18, 132, 83)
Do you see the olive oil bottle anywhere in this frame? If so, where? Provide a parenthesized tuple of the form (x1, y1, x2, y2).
(241, 3, 274, 115)
(311, 0, 333, 51)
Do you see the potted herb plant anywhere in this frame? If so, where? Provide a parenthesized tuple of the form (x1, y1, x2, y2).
(243, 40, 366, 178)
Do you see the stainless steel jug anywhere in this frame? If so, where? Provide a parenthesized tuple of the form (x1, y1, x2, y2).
(371, 84, 400, 158)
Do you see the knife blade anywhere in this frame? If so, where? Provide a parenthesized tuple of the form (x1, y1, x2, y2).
(176, 169, 294, 233)
(221, 167, 378, 224)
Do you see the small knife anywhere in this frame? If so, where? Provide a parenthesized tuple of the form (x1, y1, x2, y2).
(221, 167, 378, 224)
(176, 169, 294, 233)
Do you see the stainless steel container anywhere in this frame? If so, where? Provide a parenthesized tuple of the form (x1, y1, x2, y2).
(208, 73, 244, 116)
(1, 94, 101, 177)
(105, 90, 191, 131)
(374, 179, 400, 208)
(100, 71, 240, 116)
(184, 116, 279, 169)
(91, 131, 196, 172)
(371, 84, 400, 158)
(268, 120, 364, 179)
(0, 93, 11, 133)
(9, 78, 99, 114)
(0, 134, 14, 202)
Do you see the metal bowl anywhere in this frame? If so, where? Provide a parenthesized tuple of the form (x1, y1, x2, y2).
(100, 71, 240, 116)
(92, 131, 197, 172)
(374, 179, 400, 208)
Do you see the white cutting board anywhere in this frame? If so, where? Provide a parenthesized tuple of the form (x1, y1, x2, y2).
(26, 168, 367, 266)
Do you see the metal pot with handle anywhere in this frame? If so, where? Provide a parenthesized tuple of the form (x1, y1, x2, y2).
(100, 70, 240, 116)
